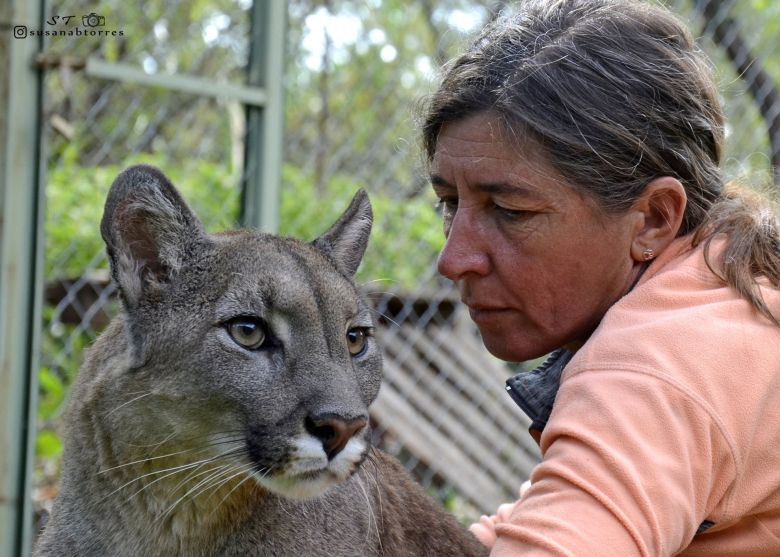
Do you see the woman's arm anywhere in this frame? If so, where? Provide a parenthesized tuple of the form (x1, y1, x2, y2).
(490, 367, 735, 556)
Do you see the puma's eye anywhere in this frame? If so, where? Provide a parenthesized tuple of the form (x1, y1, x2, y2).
(346, 327, 369, 357)
(226, 318, 267, 350)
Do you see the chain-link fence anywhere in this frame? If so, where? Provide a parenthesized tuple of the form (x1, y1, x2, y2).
(33, 0, 780, 529)
(681, 0, 780, 183)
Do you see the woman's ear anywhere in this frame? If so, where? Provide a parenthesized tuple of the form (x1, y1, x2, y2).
(629, 176, 687, 262)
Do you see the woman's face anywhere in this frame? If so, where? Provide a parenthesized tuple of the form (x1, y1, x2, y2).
(431, 112, 643, 361)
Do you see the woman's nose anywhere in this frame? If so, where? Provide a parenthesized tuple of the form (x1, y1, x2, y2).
(437, 209, 490, 281)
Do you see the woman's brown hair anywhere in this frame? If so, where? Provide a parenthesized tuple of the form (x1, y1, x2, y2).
(422, 0, 780, 324)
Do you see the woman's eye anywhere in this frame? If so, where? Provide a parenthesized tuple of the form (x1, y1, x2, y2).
(436, 198, 457, 231)
(346, 327, 370, 357)
(494, 204, 531, 220)
(436, 198, 457, 217)
(226, 318, 267, 350)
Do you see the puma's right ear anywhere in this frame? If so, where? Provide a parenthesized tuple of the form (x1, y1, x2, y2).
(101, 165, 204, 309)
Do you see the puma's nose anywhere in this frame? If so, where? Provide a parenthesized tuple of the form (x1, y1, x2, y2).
(305, 414, 367, 460)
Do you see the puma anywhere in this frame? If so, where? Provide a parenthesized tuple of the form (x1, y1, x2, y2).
(33, 165, 487, 557)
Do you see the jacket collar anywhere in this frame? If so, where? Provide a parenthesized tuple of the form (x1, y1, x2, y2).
(505, 348, 574, 436)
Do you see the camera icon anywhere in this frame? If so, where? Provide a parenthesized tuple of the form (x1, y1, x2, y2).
(13, 25, 27, 38)
(82, 13, 105, 27)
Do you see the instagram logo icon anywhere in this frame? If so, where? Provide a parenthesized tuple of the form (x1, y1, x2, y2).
(13, 25, 27, 38)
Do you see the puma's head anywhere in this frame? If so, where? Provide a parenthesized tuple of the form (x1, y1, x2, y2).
(96, 164, 381, 500)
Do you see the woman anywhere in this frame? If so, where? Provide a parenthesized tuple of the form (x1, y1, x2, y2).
(422, 0, 780, 555)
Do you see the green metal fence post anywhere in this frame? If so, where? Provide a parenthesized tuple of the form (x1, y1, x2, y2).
(241, 0, 286, 233)
(0, 0, 46, 556)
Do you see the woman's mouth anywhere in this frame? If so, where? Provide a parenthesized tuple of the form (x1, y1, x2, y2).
(466, 305, 512, 324)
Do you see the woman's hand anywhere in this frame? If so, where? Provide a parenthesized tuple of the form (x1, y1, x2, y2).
(469, 480, 532, 548)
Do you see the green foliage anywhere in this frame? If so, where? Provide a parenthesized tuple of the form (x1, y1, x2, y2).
(36, 431, 64, 462)
(37, 368, 67, 421)
(280, 164, 444, 289)
(284, 0, 488, 201)
(45, 155, 442, 287)
(36, 310, 94, 476)
(45, 146, 241, 277)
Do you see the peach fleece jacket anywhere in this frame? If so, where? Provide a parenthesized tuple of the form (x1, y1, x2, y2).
(489, 235, 780, 556)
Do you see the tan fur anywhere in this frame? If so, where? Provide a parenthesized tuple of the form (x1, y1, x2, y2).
(34, 165, 487, 557)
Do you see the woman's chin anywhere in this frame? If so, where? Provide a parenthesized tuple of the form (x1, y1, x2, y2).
(478, 329, 557, 363)
(481, 336, 534, 363)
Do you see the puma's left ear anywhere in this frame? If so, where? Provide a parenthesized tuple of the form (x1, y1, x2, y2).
(312, 189, 373, 278)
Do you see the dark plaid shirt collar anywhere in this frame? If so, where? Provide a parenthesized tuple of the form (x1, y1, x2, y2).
(505, 348, 574, 434)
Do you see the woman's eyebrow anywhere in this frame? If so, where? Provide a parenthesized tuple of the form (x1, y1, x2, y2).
(431, 173, 543, 200)
(476, 182, 540, 198)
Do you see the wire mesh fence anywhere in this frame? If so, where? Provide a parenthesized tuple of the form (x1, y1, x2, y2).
(681, 0, 780, 182)
(34, 0, 780, 527)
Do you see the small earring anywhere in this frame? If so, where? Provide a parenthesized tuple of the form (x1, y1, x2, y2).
(642, 247, 655, 261)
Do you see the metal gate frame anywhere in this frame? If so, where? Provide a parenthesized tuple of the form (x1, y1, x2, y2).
(0, 1, 285, 555)
(1, 0, 46, 555)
